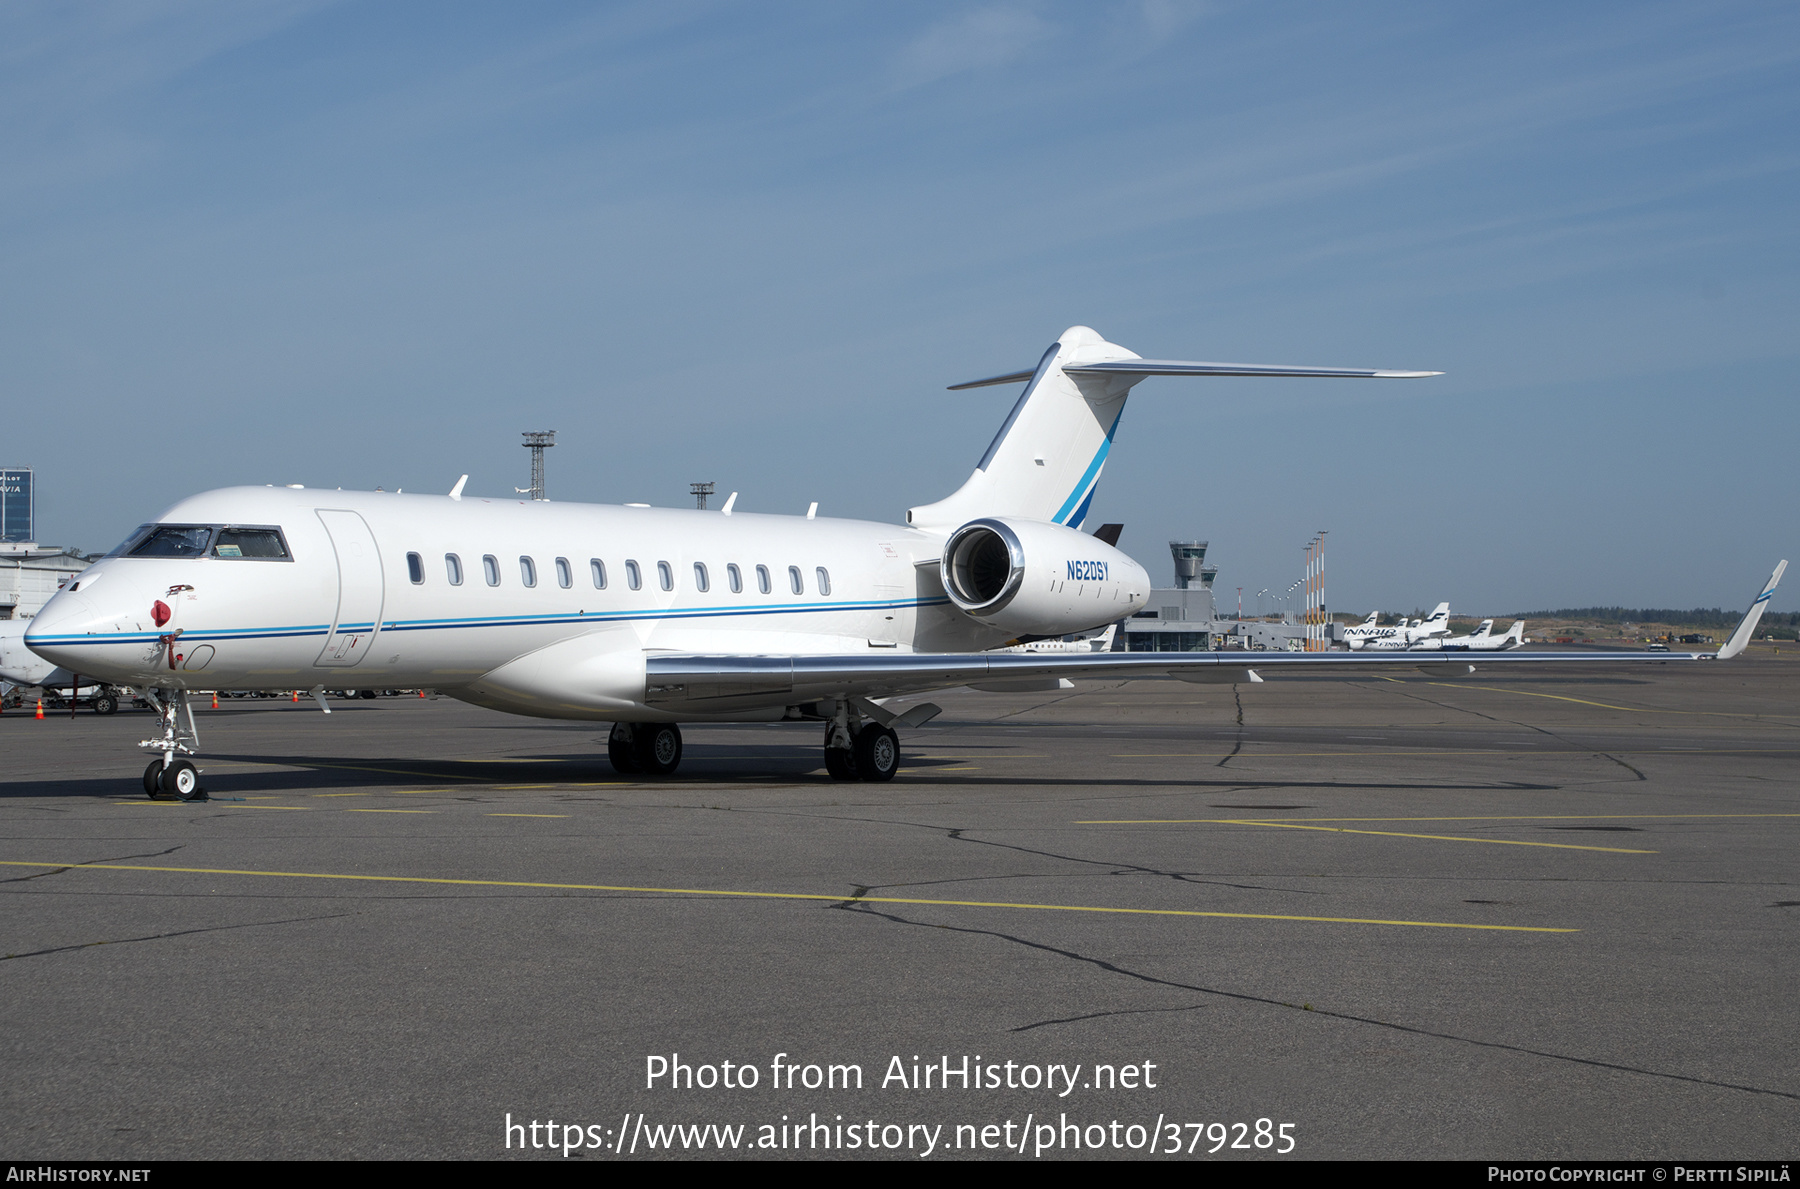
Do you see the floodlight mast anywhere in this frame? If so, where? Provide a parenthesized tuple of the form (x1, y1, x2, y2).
(690, 482, 715, 510)
(521, 431, 556, 501)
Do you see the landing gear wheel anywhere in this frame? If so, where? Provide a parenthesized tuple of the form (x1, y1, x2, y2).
(143, 760, 165, 799)
(823, 746, 858, 781)
(92, 694, 118, 716)
(607, 722, 642, 774)
(632, 723, 683, 776)
(854, 724, 899, 782)
(160, 759, 203, 800)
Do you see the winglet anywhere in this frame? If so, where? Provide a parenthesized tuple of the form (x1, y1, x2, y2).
(449, 475, 468, 501)
(1717, 560, 1787, 659)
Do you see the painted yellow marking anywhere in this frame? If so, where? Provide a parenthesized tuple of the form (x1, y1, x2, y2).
(1422, 683, 1800, 722)
(346, 808, 435, 814)
(1108, 749, 1510, 758)
(317, 793, 369, 798)
(1078, 813, 1800, 824)
(223, 804, 308, 811)
(486, 813, 569, 819)
(1219, 820, 1654, 854)
(112, 801, 183, 806)
(0, 861, 1574, 933)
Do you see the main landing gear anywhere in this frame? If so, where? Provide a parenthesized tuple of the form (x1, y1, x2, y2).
(138, 688, 206, 800)
(607, 722, 684, 776)
(822, 702, 899, 783)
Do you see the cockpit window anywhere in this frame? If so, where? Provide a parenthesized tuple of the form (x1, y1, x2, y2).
(128, 525, 215, 558)
(106, 524, 157, 557)
(213, 528, 289, 559)
(114, 523, 292, 560)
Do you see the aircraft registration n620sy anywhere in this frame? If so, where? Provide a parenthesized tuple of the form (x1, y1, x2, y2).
(23, 326, 1787, 801)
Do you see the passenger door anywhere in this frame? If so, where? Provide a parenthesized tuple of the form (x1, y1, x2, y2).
(314, 509, 385, 668)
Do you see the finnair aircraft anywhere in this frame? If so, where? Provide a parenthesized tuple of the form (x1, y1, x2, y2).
(22, 326, 1784, 801)
(1341, 611, 1398, 649)
(1409, 619, 1526, 652)
(1347, 602, 1453, 650)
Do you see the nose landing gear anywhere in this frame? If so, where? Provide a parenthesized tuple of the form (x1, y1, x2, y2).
(139, 689, 206, 800)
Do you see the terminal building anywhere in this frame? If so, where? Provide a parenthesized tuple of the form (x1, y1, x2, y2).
(1116, 540, 1341, 652)
(0, 467, 94, 620)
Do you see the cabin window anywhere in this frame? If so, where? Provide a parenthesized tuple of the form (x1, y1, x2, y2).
(626, 560, 641, 590)
(591, 559, 607, 589)
(483, 555, 500, 586)
(756, 564, 771, 595)
(693, 562, 709, 593)
(555, 557, 572, 589)
(406, 553, 424, 584)
(446, 554, 463, 586)
(520, 556, 537, 588)
(815, 567, 831, 596)
(657, 561, 674, 591)
(788, 565, 803, 595)
(726, 563, 742, 594)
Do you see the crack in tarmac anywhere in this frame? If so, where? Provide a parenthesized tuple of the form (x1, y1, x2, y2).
(0, 845, 186, 885)
(1, 911, 355, 962)
(838, 902, 1800, 1102)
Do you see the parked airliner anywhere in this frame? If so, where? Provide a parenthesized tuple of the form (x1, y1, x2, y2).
(23, 326, 1784, 800)
(1347, 602, 1453, 650)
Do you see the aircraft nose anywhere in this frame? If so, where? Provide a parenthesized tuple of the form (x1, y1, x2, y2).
(22, 591, 106, 669)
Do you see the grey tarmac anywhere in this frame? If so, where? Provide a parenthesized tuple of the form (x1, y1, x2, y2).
(1, 650, 1796, 1160)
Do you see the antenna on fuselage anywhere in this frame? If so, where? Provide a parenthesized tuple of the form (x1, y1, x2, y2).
(521, 431, 556, 501)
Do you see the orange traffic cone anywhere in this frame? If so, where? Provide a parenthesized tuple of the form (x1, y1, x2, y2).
(292, 690, 299, 703)
(418, 689, 425, 698)
(211, 692, 219, 709)
(35, 699, 44, 720)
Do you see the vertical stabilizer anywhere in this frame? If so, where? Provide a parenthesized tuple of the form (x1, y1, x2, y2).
(909, 327, 1143, 533)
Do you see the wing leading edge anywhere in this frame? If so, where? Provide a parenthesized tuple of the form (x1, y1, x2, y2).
(643, 647, 1704, 713)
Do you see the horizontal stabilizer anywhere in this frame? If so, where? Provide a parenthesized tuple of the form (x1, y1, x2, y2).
(950, 360, 1440, 388)
(1065, 359, 1442, 380)
(947, 369, 1038, 391)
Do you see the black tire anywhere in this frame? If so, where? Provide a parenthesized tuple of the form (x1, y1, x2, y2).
(854, 724, 899, 782)
(143, 760, 165, 799)
(633, 723, 683, 775)
(92, 694, 118, 716)
(607, 722, 642, 775)
(362, 689, 378, 700)
(161, 759, 203, 800)
(823, 746, 858, 780)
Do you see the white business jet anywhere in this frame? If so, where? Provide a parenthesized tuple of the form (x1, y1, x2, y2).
(23, 326, 1783, 800)
(0, 616, 130, 713)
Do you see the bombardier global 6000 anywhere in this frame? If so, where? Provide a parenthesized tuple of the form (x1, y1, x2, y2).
(23, 326, 1786, 799)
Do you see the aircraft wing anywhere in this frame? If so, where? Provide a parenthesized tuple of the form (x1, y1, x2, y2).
(643, 647, 1705, 714)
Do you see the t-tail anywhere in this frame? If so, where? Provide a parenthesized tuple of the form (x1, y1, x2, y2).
(907, 326, 1439, 532)
(1717, 560, 1788, 660)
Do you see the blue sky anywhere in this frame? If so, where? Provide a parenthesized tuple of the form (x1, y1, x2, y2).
(3, 1, 1795, 614)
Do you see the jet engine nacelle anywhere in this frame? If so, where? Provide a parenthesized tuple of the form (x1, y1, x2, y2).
(941, 517, 1149, 637)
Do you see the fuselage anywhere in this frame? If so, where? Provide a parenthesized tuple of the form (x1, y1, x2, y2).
(25, 486, 1146, 720)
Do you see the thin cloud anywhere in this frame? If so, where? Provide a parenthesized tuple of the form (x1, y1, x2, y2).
(892, 6, 1053, 89)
